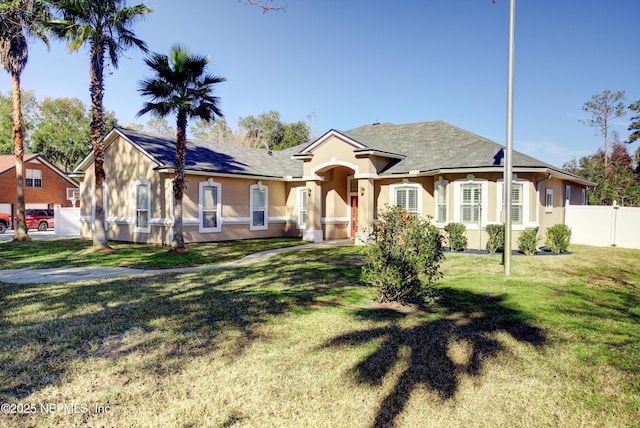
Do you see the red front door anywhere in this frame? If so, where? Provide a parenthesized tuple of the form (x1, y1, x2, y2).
(350, 195, 358, 238)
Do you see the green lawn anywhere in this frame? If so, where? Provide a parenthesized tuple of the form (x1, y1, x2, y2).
(0, 243, 638, 427)
(0, 237, 304, 269)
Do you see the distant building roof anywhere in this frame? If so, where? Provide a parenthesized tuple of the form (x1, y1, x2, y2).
(0, 154, 39, 175)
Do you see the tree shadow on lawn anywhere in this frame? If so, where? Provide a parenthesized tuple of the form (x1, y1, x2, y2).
(323, 287, 546, 428)
(0, 247, 363, 401)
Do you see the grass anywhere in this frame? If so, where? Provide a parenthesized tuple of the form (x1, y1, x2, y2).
(0, 237, 304, 269)
(0, 243, 638, 427)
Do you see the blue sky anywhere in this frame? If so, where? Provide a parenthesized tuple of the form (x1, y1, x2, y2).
(2, 0, 639, 167)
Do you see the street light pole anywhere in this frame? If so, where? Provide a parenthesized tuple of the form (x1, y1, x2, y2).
(503, 0, 516, 276)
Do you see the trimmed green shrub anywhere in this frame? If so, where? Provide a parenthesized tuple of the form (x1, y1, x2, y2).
(486, 224, 505, 254)
(362, 205, 444, 304)
(545, 224, 571, 254)
(517, 229, 540, 255)
(444, 222, 467, 251)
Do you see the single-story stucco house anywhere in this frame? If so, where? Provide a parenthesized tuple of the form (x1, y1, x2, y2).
(71, 121, 595, 249)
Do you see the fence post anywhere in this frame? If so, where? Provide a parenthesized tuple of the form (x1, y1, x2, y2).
(611, 201, 619, 247)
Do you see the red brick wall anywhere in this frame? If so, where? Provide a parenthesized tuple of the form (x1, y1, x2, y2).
(0, 158, 78, 217)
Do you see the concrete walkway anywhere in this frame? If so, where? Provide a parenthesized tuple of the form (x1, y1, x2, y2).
(0, 240, 353, 284)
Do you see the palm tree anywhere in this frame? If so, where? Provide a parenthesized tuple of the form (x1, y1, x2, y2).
(0, 0, 48, 241)
(48, 0, 151, 249)
(138, 44, 226, 252)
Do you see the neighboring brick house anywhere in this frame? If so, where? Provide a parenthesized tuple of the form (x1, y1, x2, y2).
(0, 154, 79, 220)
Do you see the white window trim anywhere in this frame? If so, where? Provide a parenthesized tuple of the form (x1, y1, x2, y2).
(199, 179, 222, 233)
(496, 179, 532, 230)
(250, 183, 268, 231)
(297, 186, 307, 230)
(581, 188, 587, 205)
(26, 169, 43, 188)
(565, 184, 571, 206)
(133, 178, 151, 234)
(434, 178, 448, 225)
(389, 182, 423, 216)
(545, 188, 553, 213)
(453, 178, 488, 229)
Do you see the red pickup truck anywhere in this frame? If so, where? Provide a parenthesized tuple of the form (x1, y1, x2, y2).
(0, 212, 10, 234)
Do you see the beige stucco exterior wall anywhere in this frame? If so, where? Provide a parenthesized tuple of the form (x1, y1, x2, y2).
(302, 135, 392, 180)
(179, 176, 299, 243)
(375, 176, 435, 220)
(79, 135, 303, 244)
(79, 135, 171, 243)
(537, 176, 587, 243)
(77, 131, 589, 247)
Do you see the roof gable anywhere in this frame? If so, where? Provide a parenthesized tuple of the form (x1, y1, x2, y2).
(0, 154, 38, 174)
(0, 154, 78, 186)
(75, 127, 305, 179)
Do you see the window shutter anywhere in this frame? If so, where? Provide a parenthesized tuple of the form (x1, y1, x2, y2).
(408, 188, 418, 213)
(395, 188, 407, 209)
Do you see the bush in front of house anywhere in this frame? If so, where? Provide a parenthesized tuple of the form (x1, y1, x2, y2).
(444, 222, 467, 251)
(518, 229, 540, 255)
(362, 205, 444, 304)
(486, 224, 505, 254)
(545, 224, 571, 253)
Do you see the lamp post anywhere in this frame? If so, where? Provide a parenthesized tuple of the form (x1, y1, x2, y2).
(503, 0, 516, 276)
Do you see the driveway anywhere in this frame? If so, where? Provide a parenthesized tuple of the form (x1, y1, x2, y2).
(0, 229, 81, 241)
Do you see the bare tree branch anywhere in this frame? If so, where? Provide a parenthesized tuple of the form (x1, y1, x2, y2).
(241, 0, 286, 13)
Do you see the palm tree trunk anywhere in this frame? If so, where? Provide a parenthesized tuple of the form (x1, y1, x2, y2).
(171, 109, 188, 251)
(90, 42, 109, 249)
(11, 71, 29, 241)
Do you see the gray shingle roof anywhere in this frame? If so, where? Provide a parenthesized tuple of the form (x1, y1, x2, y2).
(118, 127, 305, 178)
(113, 121, 584, 182)
(339, 121, 558, 174)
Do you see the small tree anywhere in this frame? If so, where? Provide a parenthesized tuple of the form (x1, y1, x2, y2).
(627, 100, 640, 144)
(362, 206, 444, 305)
(580, 90, 626, 166)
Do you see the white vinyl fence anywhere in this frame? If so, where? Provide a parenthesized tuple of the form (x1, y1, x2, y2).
(54, 207, 81, 235)
(565, 203, 640, 249)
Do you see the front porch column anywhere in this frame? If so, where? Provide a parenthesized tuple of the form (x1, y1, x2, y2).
(356, 178, 375, 244)
(304, 180, 323, 243)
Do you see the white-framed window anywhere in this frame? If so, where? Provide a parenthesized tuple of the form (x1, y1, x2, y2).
(26, 169, 42, 188)
(435, 178, 448, 224)
(581, 188, 587, 205)
(297, 187, 307, 229)
(134, 179, 150, 233)
(565, 184, 571, 206)
(199, 180, 222, 233)
(453, 178, 488, 229)
(497, 180, 528, 226)
(461, 183, 482, 224)
(390, 183, 421, 215)
(545, 188, 553, 213)
(250, 184, 268, 231)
